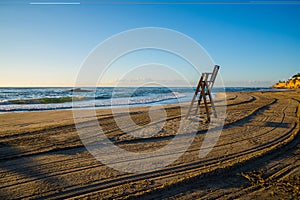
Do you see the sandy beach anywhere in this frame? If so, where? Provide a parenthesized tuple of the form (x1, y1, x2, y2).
(0, 91, 299, 199)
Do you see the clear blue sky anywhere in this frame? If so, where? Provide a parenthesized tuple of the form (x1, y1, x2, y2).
(0, 0, 300, 87)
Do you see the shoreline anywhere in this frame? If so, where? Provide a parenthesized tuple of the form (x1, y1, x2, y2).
(0, 88, 298, 114)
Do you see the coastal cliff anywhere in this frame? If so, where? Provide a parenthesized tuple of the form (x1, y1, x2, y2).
(272, 73, 300, 89)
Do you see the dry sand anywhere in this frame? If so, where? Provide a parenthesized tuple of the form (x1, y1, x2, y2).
(0, 91, 299, 199)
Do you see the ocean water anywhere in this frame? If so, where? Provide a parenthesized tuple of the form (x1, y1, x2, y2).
(0, 87, 288, 113)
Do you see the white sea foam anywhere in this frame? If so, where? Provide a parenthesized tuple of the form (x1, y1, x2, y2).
(0, 92, 187, 112)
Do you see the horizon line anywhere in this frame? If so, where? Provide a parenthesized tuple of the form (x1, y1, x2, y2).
(0, 85, 272, 88)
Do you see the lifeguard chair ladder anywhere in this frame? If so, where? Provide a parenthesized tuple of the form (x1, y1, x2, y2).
(186, 65, 220, 122)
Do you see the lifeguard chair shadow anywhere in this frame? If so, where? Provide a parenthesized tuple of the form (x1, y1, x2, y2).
(186, 65, 220, 122)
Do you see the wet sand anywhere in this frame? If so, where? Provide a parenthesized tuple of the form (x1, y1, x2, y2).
(0, 91, 299, 199)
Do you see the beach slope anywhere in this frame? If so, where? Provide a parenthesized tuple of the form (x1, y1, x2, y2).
(0, 91, 299, 199)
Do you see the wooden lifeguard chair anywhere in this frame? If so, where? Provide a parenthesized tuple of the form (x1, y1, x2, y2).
(186, 65, 220, 122)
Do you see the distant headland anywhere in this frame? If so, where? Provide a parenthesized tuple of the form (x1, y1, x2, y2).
(272, 73, 300, 89)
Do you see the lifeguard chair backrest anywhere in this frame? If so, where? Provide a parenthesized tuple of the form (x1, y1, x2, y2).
(208, 65, 220, 89)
